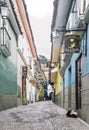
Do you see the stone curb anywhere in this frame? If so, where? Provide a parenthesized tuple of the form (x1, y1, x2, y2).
(78, 118, 89, 128)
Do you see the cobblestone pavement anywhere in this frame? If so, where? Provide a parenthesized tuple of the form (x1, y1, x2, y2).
(0, 101, 89, 130)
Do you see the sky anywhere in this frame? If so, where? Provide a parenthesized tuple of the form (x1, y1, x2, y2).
(25, 0, 53, 59)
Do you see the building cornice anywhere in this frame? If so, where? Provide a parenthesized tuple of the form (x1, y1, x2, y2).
(51, 0, 58, 31)
(15, 0, 37, 57)
(9, 0, 23, 34)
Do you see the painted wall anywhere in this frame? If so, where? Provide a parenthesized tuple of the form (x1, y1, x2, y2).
(0, 20, 17, 110)
(61, 24, 89, 122)
(82, 25, 89, 77)
(0, 21, 17, 94)
(55, 70, 61, 95)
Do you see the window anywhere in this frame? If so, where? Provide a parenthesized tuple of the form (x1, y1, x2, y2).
(1, 27, 11, 58)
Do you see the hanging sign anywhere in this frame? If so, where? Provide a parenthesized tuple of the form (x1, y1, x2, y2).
(64, 34, 80, 53)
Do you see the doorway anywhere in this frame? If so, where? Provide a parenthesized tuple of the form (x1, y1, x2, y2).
(63, 77, 65, 108)
(76, 54, 82, 109)
(68, 67, 71, 108)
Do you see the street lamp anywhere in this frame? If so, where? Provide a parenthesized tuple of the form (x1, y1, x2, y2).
(1, 6, 9, 17)
(1, 6, 9, 26)
(51, 62, 55, 68)
(52, 30, 60, 39)
(0, 5, 11, 58)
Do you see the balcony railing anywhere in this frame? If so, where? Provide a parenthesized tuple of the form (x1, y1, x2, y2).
(1, 27, 11, 58)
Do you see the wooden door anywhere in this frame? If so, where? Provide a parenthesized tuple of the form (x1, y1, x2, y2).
(76, 55, 82, 109)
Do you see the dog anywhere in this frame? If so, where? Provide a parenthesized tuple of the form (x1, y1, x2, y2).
(66, 109, 78, 118)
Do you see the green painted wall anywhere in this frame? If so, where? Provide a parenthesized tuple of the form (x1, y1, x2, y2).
(0, 57, 17, 94)
(0, 20, 17, 95)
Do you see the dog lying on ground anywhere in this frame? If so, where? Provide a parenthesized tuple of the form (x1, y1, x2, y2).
(66, 109, 78, 118)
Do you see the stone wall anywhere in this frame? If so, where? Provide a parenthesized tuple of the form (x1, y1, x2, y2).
(54, 92, 61, 106)
(0, 93, 17, 110)
(81, 74, 89, 124)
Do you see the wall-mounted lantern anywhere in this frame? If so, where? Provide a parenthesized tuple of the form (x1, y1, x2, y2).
(0, 5, 11, 58)
(52, 30, 60, 39)
(51, 62, 55, 68)
(1, 6, 9, 18)
(1, 5, 9, 26)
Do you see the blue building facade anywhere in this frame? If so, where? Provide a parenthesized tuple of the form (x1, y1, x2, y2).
(51, 0, 89, 124)
(62, 24, 89, 123)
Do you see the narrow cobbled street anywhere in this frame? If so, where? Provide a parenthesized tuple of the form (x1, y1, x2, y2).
(0, 101, 89, 130)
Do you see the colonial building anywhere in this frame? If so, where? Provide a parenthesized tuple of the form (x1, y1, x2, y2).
(0, 0, 22, 110)
(14, 0, 38, 105)
(0, 0, 38, 109)
(51, 0, 89, 123)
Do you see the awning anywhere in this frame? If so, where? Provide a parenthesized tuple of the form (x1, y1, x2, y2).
(51, 67, 58, 82)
